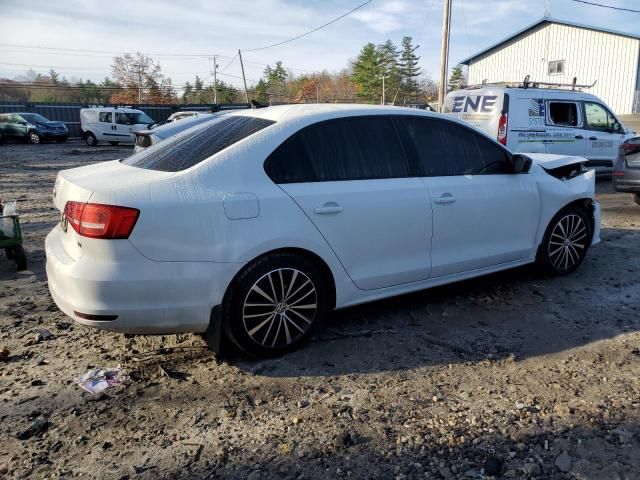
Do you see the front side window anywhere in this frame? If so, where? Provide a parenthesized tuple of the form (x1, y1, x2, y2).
(117, 111, 153, 125)
(99, 112, 112, 123)
(548, 60, 565, 75)
(584, 102, 617, 132)
(20, 113, 49, 123)
(394, 117, 511, 176)
(547, 101, 580, 127)
(122, 115, 274, 172)
(264, 117, 409, 184)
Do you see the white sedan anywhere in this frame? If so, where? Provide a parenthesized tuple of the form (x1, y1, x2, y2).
(46, 104, 600, 357)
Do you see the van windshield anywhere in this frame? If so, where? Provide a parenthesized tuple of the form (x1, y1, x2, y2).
(121, 115, 275, 172)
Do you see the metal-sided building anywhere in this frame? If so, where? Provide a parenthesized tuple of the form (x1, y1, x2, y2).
(459, 18, 640, 115)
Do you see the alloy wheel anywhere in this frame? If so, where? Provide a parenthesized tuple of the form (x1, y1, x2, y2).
(29, 132, 40, 144)
(548, 214, 587, 270)
(242, 268, 318, 348)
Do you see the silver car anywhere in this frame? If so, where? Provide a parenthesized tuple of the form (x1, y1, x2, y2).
(612, 137, 640, 206)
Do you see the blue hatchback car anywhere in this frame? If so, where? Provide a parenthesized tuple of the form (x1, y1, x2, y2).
(0, 113, 68, 144)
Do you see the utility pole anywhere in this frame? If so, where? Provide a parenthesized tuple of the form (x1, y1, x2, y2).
(210, 55, 219, 105)
(238, 49, 250, 104)
(438, 0, 452, 111)
(380, 75, 388, 105)
(132, 63, 143, 104)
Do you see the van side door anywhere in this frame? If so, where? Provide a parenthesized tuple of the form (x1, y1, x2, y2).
(545, 100, 586, 157)
(97, 111, 113, 141)
(582, 101, 624, 172)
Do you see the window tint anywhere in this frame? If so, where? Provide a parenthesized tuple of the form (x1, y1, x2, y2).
(116, 112, 133, 125)
(548, 102, 579, 127)
(394, 117, 511, 176)
(584, 102, 616, 132)
(264, 117, 409, 183)
(99, 112, 112, 123)
(122, 116, 274, 172)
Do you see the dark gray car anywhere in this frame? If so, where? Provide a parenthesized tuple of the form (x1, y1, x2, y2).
(0, 113, 68, 144)
(612, 137, 640, 206)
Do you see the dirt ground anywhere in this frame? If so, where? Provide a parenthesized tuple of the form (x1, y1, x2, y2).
(1, 140, 639, 480)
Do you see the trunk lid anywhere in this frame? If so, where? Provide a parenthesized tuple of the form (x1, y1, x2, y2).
(53, 160, 174, 260)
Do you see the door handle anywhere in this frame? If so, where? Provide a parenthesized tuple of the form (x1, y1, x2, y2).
(589, 136, 597, 140)
(434, 193, 456, 204)
(314, 202, 343, 214)
(575, 135, 584, 139)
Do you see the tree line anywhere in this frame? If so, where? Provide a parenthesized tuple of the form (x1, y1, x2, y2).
(0, 40, 465, 106)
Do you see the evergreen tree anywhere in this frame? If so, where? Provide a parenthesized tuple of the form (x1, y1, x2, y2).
(398, 36, 421, 100)
(448, 64, 465, 90)
(182, 81, 193, 103)
(351, 42, 384, 103)
(254, 79, 268, 103)
(378, 40, 401, 104)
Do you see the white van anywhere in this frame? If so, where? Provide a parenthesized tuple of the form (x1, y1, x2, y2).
(80, 107, 154, 146)
(442, 82, 635, 173)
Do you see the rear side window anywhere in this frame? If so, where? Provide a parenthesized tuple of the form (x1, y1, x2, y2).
(547, 101, 579, 127)
(99, 112, 112, 123)
(264, 117, 409, 183)
(122, 116, 274, 172)
(394, 117, 511, 176)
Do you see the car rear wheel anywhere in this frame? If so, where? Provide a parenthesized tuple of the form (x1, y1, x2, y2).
(223, 253, 327, 357)
(85, 132, 97, 146)
(536, 205, 592, 275)
(28, 132, 41, 144)
(634, 193, 640, 206)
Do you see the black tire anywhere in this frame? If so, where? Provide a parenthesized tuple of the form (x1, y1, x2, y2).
(28, 131, 41, 144)
(5, 247, 14, 260)
(109, 141, 119, 146)
(85, 132, 97, 146)
(633, 193, 640, 207)
(12, 245, 27, 271)
(536, 205, 592, 276)
(223, 253, 328, 357)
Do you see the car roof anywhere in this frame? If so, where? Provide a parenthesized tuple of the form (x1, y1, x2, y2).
(227, 103, 446, 124)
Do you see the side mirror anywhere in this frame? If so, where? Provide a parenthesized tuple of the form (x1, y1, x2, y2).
(512, 154, 532, 174)
(612, 122, 623, 133)
(18, 121, 27, 125)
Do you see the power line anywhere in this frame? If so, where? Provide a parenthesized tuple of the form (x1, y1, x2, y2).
(219, 52, 238, 73)
(568, 0, 640, 13)
(245, 0, 373, 52)
(0, 43, 233, 58)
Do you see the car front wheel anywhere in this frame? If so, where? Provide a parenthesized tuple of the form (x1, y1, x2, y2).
(537, 205, 592, 275)
(223, 253, 328, 357)
(85, 132, 97, 146)
(28, 132, 41, 144)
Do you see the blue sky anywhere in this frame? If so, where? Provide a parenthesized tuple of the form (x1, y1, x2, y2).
(0, 0, 638, 90)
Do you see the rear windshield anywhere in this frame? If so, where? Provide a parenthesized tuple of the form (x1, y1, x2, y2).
(121, 116, 275, 172)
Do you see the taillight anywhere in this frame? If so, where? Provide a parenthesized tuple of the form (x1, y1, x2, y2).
(497, 113, 508, 146)
(63, 202, 139, 239)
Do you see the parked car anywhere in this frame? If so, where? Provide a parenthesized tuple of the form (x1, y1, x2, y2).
(442, 83, 635, 174)
(149, 110, 210, 129)
(46, 105, 600, 357)
(134, 113, 218, 153)
(612, 136, 640, 206)
(80, 107, 154, 146)
(0, 113, 68, 144)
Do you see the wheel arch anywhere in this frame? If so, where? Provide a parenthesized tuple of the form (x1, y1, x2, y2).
(538, 197, 596, 251)
(223, 247, 337, 311)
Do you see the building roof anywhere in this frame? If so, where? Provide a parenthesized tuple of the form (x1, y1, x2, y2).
(459, 18, 640, 65)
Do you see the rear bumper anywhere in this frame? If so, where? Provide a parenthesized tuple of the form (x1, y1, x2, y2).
(613, 169, 640, 192)
(45, 227, 244, 334)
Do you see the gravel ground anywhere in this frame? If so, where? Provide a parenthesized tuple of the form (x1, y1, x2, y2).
(1, 140, 639, 480)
